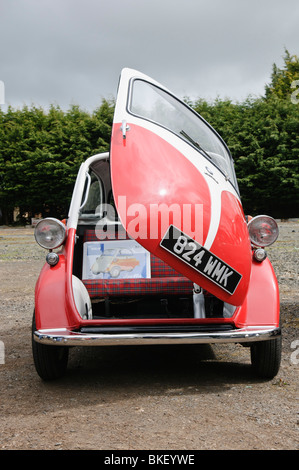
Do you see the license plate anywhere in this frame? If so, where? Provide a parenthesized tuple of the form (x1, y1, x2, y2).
(160, 225, 242, 295)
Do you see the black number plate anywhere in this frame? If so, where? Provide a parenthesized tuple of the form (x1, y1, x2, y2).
(160, 225, 242, 295)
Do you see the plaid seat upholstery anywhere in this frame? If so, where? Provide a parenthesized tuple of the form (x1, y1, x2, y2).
(82, 229, 193, 298)
(83, 277, 193, 298)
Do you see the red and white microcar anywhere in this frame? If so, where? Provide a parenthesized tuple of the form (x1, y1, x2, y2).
(32, 69, 281, 380)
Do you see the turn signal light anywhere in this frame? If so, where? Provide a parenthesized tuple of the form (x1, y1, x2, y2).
(253, 247, 267, 262)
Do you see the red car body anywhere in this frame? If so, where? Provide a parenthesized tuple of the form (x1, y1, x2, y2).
(32, 69, 281, 380)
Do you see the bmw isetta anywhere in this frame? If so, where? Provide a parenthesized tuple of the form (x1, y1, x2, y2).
(32, 68, 281, 380)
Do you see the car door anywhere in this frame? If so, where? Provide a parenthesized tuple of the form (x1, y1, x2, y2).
(110, 68, 251, 306)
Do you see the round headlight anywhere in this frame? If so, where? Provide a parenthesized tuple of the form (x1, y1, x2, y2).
(248, 215, 279, 247)
(34, 218, 66, 250)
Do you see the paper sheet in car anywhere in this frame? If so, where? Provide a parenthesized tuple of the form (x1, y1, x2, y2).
(82, 240, 151, 280)
(160, 225, 242, 295)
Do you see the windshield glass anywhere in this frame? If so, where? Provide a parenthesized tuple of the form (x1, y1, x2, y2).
(129, 79, 237, 186)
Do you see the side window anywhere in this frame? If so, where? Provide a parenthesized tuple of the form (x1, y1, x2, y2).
(80, 171, 103, 216)
(79, 170, 120, 222)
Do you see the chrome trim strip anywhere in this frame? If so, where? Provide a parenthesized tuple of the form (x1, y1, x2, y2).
(33, 326, 281, 347)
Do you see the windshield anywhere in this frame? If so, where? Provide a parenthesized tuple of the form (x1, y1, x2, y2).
(129, 79, 237, 186)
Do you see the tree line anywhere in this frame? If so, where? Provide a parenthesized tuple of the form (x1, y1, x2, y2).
(0, 50, 298, 224)
(0, 100, 114, 224)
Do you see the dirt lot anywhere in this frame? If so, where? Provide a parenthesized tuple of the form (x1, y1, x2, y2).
(0, 222, 298, 450)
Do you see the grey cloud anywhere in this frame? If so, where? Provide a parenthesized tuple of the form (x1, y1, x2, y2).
(0, 0, 298, 110)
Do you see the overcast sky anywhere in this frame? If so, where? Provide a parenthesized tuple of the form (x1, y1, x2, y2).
(1, 0, 299, 111)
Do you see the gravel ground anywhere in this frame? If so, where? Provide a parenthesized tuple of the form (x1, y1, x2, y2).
(0, 222, 298, 451)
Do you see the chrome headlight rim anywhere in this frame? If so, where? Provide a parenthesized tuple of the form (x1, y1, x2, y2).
(248, 215, 279, 247)
(34, 217, 67, 250)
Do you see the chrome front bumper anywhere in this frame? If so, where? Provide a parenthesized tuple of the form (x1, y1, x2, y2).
(33, 326, 281, 347)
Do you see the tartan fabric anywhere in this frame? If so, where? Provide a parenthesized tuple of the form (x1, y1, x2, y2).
(150, 255, 179, 278)
(82, 229, 193, 298)
(83, 277, 193, 298)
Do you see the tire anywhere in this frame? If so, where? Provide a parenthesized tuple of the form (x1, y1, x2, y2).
(32, 312, 69, 380)
(250, 336, 282, 379)
(110, 266, 121, 278)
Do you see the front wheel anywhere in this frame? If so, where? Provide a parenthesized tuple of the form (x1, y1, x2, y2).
(110, 266, 121, 278)
(250, 336, 282, 379)
(32, 312, 69, 380)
